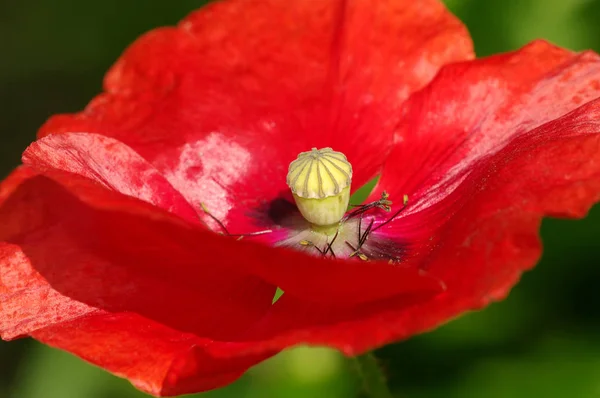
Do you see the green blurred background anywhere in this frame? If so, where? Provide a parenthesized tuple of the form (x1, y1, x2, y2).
(2, 0, 600, 397)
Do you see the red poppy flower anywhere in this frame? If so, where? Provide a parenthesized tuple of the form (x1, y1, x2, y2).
(3, 0, 600, 396)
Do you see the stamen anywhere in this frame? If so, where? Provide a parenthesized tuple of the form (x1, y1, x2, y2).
(358, 214, 363, 244)
(345, 241, 369, 261)
(299, 229, 341, 258)
(372, 194, 409, 233)
(203, 189, 409, 263)
(299, 239, 331, 256)
(341, 193, 408, 261)
(344, 190, 393, 220)
(230, 230, 273, 241)
(200, 202, 272, 239)
(200, 202, 230, 235)
(359, 218, 375, 247)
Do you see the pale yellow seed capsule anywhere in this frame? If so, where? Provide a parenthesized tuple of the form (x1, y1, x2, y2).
(286, 147, 352, 232)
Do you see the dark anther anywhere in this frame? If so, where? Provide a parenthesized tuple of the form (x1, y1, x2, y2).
(344, 190, 393, 221)
(343, 192, 409, 261)
(372, 194, 409, 233)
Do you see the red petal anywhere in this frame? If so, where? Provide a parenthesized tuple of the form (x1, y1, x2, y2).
(371, 41, 600, 250)
(373, 41, 600, 208)
(0, 166, 440, 393)
(0, 166, 37, 204)
(38, 0, 472, 233)
(0, 173, 275, 341)
(0, 172, 277, 395)
(235, 291, 444, 356)
(23, 133, 201, 224)
(424, 101, 600, 302)
(31, 313, 275, 396)
(361, 41, 600, 337)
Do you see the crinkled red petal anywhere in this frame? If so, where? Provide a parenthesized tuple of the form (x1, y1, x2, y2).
(38, 0, 472, 233)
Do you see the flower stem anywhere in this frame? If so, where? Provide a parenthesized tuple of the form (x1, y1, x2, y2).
(353, 352, 394, 398)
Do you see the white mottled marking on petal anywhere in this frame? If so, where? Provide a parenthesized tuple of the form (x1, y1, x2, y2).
(163, 132, 251, 228)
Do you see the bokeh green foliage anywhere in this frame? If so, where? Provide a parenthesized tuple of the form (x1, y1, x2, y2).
(1, 0, 600, 397)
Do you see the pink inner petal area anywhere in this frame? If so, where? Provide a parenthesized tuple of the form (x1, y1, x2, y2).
(38, 0, 472, 234)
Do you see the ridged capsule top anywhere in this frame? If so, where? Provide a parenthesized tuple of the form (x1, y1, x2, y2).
(286, 147, 353, 199)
